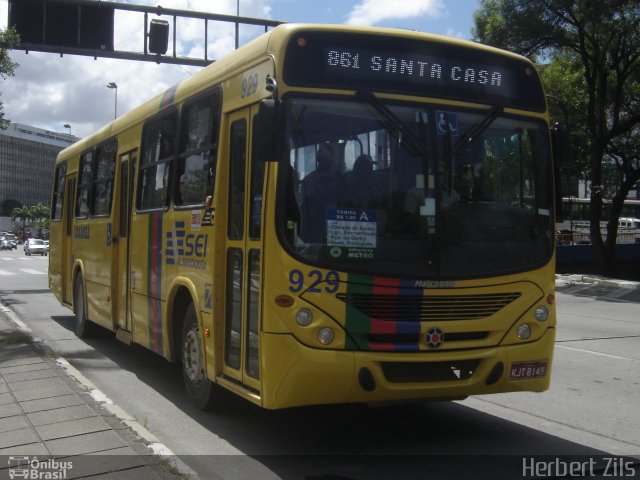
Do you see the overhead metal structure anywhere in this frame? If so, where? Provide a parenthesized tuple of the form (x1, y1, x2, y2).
(7, 0, 283, 67)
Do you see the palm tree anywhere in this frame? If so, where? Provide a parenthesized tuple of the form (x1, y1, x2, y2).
(11, 205, 31, 241)
(30, 203, 50, 238)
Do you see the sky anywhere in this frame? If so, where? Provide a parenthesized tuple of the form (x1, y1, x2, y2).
(0, 0, 481, 139)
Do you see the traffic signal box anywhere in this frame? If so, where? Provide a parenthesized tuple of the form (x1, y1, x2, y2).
(8, 0, 114, 51)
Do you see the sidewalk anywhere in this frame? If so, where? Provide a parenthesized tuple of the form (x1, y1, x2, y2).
(555, 273, 640, 303)
(0, 306, 198, 480)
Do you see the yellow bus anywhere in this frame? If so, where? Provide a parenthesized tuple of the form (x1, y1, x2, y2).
(49, 24, 559, 410)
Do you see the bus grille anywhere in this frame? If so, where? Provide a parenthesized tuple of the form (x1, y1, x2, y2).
(337, 291, 521, 351)
(336, 292, 521, 321)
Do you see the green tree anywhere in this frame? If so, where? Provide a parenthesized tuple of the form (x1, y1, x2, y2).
(11, 205, 31, 239)
(473, 0, 640, 276)
(0, 27, 20, 129)
(538, 54, 590, 196)
(30, 203, 50, 238)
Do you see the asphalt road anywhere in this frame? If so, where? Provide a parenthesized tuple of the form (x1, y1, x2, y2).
(1, 248, 639, 479)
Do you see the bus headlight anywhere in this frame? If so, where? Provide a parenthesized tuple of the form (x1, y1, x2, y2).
(534, 306, 549, 322)
(296, 308, 313, 326)
(317, 327, 335, 345)
(517, 324, 532, 340)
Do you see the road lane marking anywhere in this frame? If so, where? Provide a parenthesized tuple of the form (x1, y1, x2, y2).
(18, 268, 46, 275)
(556, 344, 637, 361)
(0, 270, 14, 276)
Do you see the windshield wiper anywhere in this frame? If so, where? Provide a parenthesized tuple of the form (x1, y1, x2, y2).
(355, 91, 428, 157)
(444, 104, 504, 160)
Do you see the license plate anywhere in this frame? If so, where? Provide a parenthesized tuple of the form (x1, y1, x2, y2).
(509, 361, 547, 379)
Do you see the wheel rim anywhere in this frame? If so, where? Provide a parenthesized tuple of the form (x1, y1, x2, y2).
(183, 326, 205, 386)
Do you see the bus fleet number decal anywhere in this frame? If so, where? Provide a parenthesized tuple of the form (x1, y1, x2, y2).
(289, 269, 340, 293)
(241, 74, 259, 99)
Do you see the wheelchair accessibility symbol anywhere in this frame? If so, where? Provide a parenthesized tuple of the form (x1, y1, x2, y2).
(436, 111, 458, 135)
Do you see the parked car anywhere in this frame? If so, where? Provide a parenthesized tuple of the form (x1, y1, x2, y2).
(24, 238, 47, 256)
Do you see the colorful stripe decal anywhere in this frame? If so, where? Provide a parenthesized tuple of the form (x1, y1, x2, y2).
(345, 274, 373, 351)
(147, 212, 164, 355)
(345, 274, 422, 352)
(159, 84, 179, 109)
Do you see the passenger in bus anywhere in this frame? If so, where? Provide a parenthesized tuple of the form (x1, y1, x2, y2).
(160, 134, 174, 158)
(338, 154, 383, 209)
(300, 145, 339, 242)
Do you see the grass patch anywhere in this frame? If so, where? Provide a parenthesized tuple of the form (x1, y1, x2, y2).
(0, 333, 32, 346)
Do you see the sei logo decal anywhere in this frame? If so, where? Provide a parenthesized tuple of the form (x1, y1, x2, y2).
(166, 221, 209, 269)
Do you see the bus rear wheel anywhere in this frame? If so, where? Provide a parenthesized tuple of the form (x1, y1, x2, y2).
(73, 273, 94, 338)
(181, 303, 216, 410)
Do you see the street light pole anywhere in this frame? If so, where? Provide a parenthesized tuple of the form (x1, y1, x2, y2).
(235, 0, 240, 49)
(107, 82, 118, 119)
(63, 124, 71, 135)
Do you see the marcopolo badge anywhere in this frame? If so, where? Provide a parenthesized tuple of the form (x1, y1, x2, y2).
(426, 327, 444, 349)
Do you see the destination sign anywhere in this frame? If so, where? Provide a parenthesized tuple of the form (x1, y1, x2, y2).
(283, 31, 545, 112)
(326, 48, 507, 91)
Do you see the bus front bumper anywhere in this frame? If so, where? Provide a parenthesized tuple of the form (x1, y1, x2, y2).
(260, 328, 555, 409)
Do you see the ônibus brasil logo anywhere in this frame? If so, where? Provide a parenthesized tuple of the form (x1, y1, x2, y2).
(8, 456, 73, 479)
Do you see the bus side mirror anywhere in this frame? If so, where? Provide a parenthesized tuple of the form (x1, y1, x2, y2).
(252, 99, 281, 162)
(551, 123, 569, 223)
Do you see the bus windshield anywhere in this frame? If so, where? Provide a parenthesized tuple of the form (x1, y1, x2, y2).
(280, 96, 553, 278)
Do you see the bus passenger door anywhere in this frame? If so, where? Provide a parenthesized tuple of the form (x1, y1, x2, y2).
(113, 151, 135, 341)
(62, 175, 76, 305)
(221, 108, 265, 393)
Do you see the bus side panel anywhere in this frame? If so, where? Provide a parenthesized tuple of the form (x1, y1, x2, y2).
(74, 217, 113, 329)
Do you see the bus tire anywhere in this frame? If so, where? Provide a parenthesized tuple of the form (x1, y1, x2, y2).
(181, 303, 215, 410)
(73, 273, 93, 338)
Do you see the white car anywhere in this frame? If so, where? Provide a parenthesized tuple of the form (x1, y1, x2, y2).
(24, 239, 48, 256)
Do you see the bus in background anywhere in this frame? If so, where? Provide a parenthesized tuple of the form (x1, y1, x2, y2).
(49, 24, 560, 410)
(557, 197, 640, 245)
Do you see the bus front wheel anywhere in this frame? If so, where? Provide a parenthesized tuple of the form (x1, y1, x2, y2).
(181, 303, 216, 410)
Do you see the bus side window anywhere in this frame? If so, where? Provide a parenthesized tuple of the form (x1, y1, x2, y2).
(51, 162, 67, 221)
(138, 112, 177, 210)
(76, 151, 93, 218)
(92, 141, 117, 216)
(175, 89, 221, 207)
